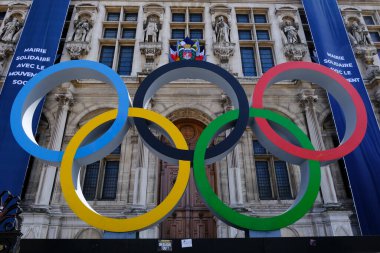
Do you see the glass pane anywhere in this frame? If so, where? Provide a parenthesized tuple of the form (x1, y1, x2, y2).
(309, 45, 318, 63)
(107, 12, 120, 21)
(253, 140, 267, 154)
(172, 13, 185, 22)
(190, 13, 202, 22)
(54, 41, 65, 64)
(111, 145, 121, 155)
(99, 46, 115, 68)
(172, 29, 185, 39)
(122, 28, 136, 39)
(125, 13, 138, 21)
(83, 161, 100, 200)
(66, 7, 74, 21)
(299, 13, 308, 24)
(240, 47, 257, 76)
(237, 14, 250, 23)
(238, 30, 252, 40)
(255, 161, 273, 200)
(256, 30, 270, 40)
(370, 32, 380, 42)
(102, 161, 119, 200)
(259, 47, 274, 73)
(62, 24, 70, 39)
(363, 16, 375, 26)
(274, 161, 292, 200)
(117, 46, 134, 75)
(304, 29, 313, 41)
(378, 49, 380, 59)
(190, 29, 203, 39)
(254, 14, 267, 23)
(104, 28, 118, 38)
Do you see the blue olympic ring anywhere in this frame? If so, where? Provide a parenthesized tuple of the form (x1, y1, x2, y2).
(10, 60, 130, 166)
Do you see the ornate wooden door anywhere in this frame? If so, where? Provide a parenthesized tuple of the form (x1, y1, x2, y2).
(159, 119, 217, 239)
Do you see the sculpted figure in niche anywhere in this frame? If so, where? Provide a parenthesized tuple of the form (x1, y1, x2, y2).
(215, 16, 230, 43)
(73, 18, 92, 42)
(282, 19, 299, 44)
(0, 17, 22, 43)
(144, 16, 159, 43)
(349, 20, 371, 45)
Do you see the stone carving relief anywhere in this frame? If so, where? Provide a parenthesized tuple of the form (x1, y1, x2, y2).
(73, 18, 92, 42)
(140, 4, 164, 74)
(343, 11, 380, 79)
(144, 15, 159, 43)
(166, 108, 213, 127)
(276, 7, 307, 61)
(281, 19, 300, 44)
(0, 16, 23, 43)
(0, 3, 27, 75)
(210, 6, 235, 72)
(215, 16, 230, 44)
(66, 4, 97, 60)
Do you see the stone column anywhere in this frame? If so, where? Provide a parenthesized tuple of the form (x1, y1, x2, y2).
(34, 93, 74, 206)
(222, 94, 244, 207)
(132, 101, 153, 209)
(299, 90, 338, 204)
(132, 138, 148, 209)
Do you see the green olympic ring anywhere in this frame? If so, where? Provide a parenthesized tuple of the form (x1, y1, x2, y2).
(194, 108, 321, 231)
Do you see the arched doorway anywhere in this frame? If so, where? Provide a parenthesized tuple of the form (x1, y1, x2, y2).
(159, 118, 217, 239)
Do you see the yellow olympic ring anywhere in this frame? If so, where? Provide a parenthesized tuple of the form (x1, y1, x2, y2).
(60, 108, 190, 232)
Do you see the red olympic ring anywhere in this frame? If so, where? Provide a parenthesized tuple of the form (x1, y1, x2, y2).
(252, 61, 367, 163)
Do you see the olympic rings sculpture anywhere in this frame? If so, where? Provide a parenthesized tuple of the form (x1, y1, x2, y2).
(10, 60, 367, 232)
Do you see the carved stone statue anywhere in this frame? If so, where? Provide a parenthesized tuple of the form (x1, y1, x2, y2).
(279, 17, 307, 61)
(144, 21, 158, 42)
(73, 18, 92, 42)
(0, 16, 24, 75)
(212, 14, 235, 72)
(66, 16, 94, 59)
(0, 17, 22, 43)
(215, 16, 230, 43)
(349, 21, 371, 46)
(140, 16, 162, 73)
(281, 19, 299, 44)
(345, 19, 379, 79)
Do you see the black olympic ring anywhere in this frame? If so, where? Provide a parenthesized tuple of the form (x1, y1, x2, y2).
(133, 61, 249, 164)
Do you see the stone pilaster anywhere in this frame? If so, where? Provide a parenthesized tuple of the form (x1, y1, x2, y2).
(34, 92, 74, 207)
(132, 139, 148, 209)
(299, 90, 338, 204)
(222, 94, 244, 207)
(132, 101, 153, 210)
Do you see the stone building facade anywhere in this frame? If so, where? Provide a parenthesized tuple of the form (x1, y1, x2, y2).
(0, 0, 379, 239)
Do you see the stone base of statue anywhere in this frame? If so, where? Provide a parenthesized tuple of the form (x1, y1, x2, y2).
(213, 42, 235, 72)
(353, 44, 377, 64)
(213, 42, 235, 62)
(66, 40, 90, 60)
(139, 41, 162, 74)
(284, 43, 308, 61)
(366, 65, 380, 80)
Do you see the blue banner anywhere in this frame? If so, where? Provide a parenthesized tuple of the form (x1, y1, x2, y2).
(0, 0, 70, 197)
(303, 0, 380, 235)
